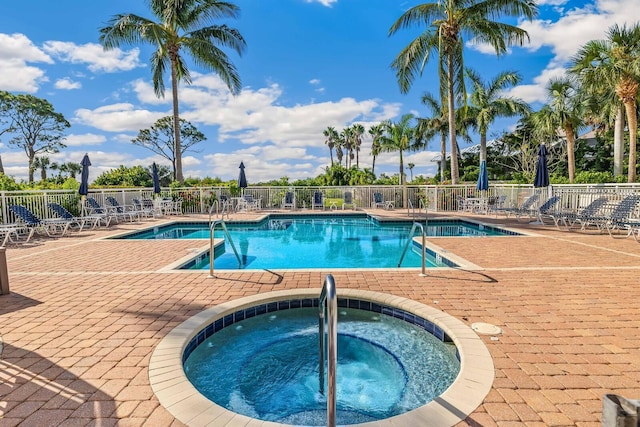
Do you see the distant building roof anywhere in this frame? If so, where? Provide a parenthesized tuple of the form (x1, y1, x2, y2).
(431, 139, 502, 162)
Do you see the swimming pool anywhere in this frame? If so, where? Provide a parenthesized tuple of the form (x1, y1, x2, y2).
(117, 215, 517, 270)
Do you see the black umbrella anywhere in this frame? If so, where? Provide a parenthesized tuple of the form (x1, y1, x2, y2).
(79, 154, 91, 215)
(534, 144, 549, 188)
(152, 162, 161, 196)
(238, 161, 248, 193)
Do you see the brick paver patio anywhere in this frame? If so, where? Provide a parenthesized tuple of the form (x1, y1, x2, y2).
(1, 209, 639, 426)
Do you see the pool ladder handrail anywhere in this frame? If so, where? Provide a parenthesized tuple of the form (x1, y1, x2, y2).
(208, 219, 242, 278)
(318, 274, 337, 427)
(208, 199, 229, 224)
(398, 222, 428, 276)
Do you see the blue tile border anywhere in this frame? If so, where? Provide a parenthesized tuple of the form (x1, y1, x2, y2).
(181, 297, 460, 365)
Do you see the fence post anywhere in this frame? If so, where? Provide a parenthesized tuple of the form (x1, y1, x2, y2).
(0, 247, 10, 295)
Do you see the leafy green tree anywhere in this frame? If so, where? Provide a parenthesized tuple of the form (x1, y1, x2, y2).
(100, 0, 246, 183)
(132, 116, 206, 180)
(389, 0, 537, 184)
(466, 69, 531, 163)
(570, 23, 640, 182)
(1, 91, 70, 183)
(94, 165, 154, 187)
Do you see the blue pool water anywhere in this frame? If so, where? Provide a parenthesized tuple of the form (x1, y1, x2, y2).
(184, 307, 460, 425)
(119, 215, 515, 270)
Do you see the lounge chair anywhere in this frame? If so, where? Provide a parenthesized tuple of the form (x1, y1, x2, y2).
(85, 197, 116, 226)
(0, 223, 31, 246)
(342, 191, 355, 210)
(8, 204, 71, 238)
(561, 196, 609, 231)
(238, 194, 260, 211)
(105, 196, 142, 222)
(48, 202, 101, 231)
(372, 192, 394, 209)
(602, 195, 640, 239)
(312, 191, 324, 210)
(531, 196, 562, 225)
(282, 191, 295, 210)
(494, 193, 539, 219)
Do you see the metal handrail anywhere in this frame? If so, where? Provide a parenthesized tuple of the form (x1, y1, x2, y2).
(208, 219, 242, 278)
(398, 222, 427, 276)
(318, 274, 337, 427)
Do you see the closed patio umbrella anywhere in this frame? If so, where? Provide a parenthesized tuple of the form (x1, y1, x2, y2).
(238, 161, 248, 194)
(534, 144, 549, 188)
(152, 162, 161, 196)
(476, 160, 489, 192)
(79, 154, 91, 215)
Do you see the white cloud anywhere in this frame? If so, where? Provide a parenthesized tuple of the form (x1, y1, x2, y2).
(43, 41, 142, 73)
(309, 79, 321, 85)
(0, 33, 52, 92)
(305, 0, 338, 7)
(54, 77, 81, 90)
(506, 66, 567, 103)
(64, 133, 107, 147)
(74, 103, 167, 132)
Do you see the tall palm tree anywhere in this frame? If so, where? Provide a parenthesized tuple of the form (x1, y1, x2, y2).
(407, 163, 415, 181)
(533, 77, 584, 183)
(380, 114, 417, 187)
(351, 123, 365, 169)
(341, 127, 354, 168)
(389, 0, 537, 184)
(368, 124, 384, 175)
(33, 156, 50, 181)
(570, 23, 640, 182)
(323, 126, 338, 165)
(99, 0, 246, 183)
(417, 92, 449, 182)
(466, 68, 531, 164)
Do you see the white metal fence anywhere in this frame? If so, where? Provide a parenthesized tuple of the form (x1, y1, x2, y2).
(2, 183, 640, 224)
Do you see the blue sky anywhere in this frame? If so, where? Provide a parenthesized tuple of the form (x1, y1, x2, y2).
(1, 0, 638, 183)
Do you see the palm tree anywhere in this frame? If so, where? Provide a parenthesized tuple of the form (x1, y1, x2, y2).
(351, 123, 365, 168)
(341, 127, 354, 168)
(380, 114, 417, 187)
(466, 69, 531, 164)
(533, 77, 584, 183)
(33, 156, 50, 181)
(99, 0, 246, 183)
(368, 124, 384, 175)
(389, 0, 537, 184)
(407, 163, 415, 182)
(570, 23, 640, 182)
(323, 126, 338, 165)
(417, 92, 449, 182)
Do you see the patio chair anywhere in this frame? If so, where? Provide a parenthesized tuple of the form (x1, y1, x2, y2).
(1, 223, 31, 246)
(8, 204, 70, 238)
(48, 202, 101, 231)
(132, 198, 155, 218)
(105, 196, 141, 222)
(494, 193, 539, 219)
(238, 194, 260, 211)
(531, 195, 562, 225)
(372, 192, 394, 209)
(561, 196, 609, 231)
(342, 191, 355, 210)
(456, 195, 473, 212)
(602, 195, 640, 239)
(85, 197, 116, 226)
(486, 195, 507, 215)
(312, 191, 324, 210)
(282, 191, 295, 210)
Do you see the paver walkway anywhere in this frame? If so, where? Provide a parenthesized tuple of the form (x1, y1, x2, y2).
(1, 210, 639, 426)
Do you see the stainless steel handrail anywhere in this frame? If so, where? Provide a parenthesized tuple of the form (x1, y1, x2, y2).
(398, 222, 427, 276)
(208, 219, 242, 278)
(318, 274, 337, 427)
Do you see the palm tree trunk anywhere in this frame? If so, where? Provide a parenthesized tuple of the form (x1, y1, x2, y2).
(372, 155, 376, 175)
(480, 133, 487, 163)
(624, 101, 637, 182)
(0, 154, 4, 174)
(440, 132, 446, 182)
(566, 125, 576, 183)
(614, 106, 625, 177)
(447, 57, 459, 184)
(170, 57, 183, 183)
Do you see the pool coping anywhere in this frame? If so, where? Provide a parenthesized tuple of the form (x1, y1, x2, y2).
(148, 289, 495, 427)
